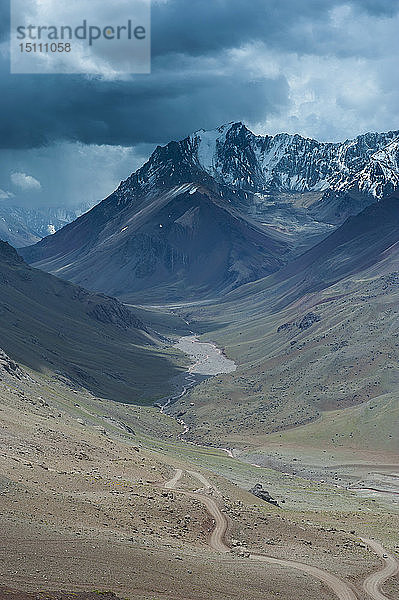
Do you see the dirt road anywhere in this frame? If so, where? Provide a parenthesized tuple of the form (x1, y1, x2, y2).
(164, 468, 183, 489)
(163, 469, 359, 599)
(361, 538, 399, 600)
(190, 491, 229, 553)
(164, 468, 229, 552)
(250, 554, 357, 600)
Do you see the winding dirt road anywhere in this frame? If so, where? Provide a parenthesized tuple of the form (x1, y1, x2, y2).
(164, 468, 183, 489)
(164, 470, 399, 600)
(163, 469, 359, 599)
(163, 468, 229, 552)
(361, 538, 399, 600)
(249, 553, 357, 600)
(163, 468, 185, 490)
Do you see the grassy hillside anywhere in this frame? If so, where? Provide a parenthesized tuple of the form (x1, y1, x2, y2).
(167, 198, 399, 454)
(170, 267, 399, 451)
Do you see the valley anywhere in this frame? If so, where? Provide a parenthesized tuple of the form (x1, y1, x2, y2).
(1, 343, 398, 600)
(1, 121, 399, 599)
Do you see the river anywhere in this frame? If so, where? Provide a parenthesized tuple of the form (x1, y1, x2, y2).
(159, 335, 236, 435)
(174, 335, 236, 376)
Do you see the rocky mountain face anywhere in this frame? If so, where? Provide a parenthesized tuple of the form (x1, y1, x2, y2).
(276, 190, 399, 306)
(20, 122, 399, 302)
(186, 122, 399, 226)
(187, 122, 398, 195)
(307, 138, 399, 225)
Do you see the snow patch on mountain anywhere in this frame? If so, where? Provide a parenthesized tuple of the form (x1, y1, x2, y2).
(355, 137, 399, 198)
(186, 122, 399, 198)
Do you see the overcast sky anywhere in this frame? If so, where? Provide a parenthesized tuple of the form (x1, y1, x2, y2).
(1, 0, 399, 208)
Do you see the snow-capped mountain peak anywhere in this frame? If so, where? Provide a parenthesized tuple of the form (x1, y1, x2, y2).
(354, 136, 399, 198)
(164, 122, 399, 198)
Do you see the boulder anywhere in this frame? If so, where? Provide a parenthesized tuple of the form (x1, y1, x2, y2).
(249, 483, 280, 507)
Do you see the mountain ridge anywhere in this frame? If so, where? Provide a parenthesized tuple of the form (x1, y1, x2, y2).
(20, 122, 399, 302)
(187, 122, 399, 195)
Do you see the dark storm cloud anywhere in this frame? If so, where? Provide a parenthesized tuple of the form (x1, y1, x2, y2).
(0, 64, 288, 148)
(151, 0, 399, 59)
(0, 0, 398, 148)
(351, 0, 399, 16)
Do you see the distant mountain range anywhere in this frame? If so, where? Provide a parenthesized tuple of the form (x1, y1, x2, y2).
(20, 122, 399, 302)
(0, 204, 93, 248)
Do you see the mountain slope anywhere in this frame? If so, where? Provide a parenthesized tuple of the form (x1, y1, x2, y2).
(21, 182, 291, 303)
(209, 190, 399, 314)
(0, 241, 182, 402)
(276, 190, 399, 305)
(167, 193, 399, 449)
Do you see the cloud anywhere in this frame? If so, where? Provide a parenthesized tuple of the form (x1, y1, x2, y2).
(0, 0, 398, 153)
(0, 188, 14, 199)
(0, 142, 154, 209)
(151, 0, 399, 60)
(0, 54, 288, 148)
(245, 45, 399, 141)
(11, 171, 42, 190)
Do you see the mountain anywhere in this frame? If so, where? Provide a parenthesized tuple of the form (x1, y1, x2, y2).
(341, 136, 399, 198)
(20, 180, 291, 303)
(187, 122, 398, 194)
(20, 122, 399, 302)
(308, 138, 399, 224)
(0, 204, 93, 248)
(169, 191, 399, 447)
(186, 122, 399, 225)
(0, 240, 182, 402)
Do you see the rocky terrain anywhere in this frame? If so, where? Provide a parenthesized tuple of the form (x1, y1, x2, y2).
(188, 123, 398, 197)
(0, 590, 123, 600)
(1, 347, 398, 600)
